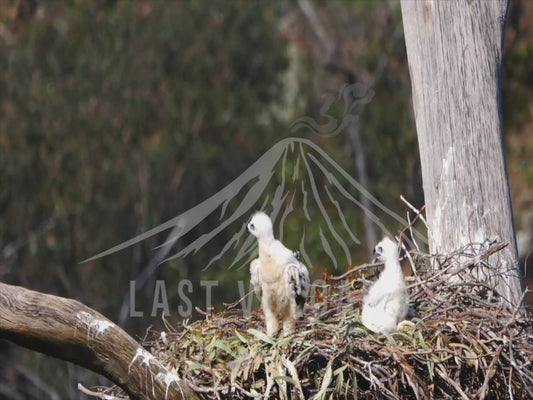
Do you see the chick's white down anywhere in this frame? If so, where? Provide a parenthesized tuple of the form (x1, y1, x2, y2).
(248, 212, 310, 336)
(361, 237, 408, 333)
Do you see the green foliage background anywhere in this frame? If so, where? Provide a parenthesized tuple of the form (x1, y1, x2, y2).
(0, 1, 531, 398)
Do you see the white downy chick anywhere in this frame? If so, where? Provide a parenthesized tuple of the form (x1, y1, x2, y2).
(248, 211, 310, 336)
(361, 237, 408, 333)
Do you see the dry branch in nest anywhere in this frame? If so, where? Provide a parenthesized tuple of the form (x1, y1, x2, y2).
(95, 242, 532, 400)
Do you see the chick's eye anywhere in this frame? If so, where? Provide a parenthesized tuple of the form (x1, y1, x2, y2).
(249, 223, 255, 230)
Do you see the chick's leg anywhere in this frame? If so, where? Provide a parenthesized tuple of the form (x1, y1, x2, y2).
(262, 296, 279, 336)
(264, 311, 279, 336)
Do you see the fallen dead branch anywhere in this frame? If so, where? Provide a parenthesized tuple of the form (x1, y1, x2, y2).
(0, 282, 201, 400)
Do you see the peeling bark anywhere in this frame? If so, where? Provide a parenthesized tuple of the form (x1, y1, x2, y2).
(0, 282, 201, 400)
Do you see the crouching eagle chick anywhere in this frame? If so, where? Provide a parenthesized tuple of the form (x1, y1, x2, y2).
(361, 237, 408, 333)
(248, 212, 310, 336)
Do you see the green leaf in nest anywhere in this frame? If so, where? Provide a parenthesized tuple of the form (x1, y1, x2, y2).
(273, 375, 298, 386)
(207, 336, 234, 359)
(247, 328, 275, 345)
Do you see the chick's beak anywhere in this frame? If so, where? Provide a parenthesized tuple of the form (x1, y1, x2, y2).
(372, 248, 379, 264)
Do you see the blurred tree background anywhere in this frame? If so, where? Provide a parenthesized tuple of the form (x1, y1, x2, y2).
(0, 0, 531, 398)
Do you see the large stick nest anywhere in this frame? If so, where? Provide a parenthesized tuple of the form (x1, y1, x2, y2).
(99, 242, 532, 400)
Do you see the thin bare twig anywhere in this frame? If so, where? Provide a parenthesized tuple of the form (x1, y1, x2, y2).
(329, 262, 382, 281)
(77, 384, 128, 400)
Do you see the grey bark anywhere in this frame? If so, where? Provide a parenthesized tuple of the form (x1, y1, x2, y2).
(401, 0, 524, 307)
(0, 282, 201, 400)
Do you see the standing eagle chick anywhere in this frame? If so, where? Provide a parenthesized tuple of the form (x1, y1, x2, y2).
(361, 237, 408, 333)
(248, 212, 310, 336)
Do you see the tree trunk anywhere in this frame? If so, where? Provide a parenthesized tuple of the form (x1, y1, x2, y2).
(400, 0, 524, 307)
(0, 282, 201, 400)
